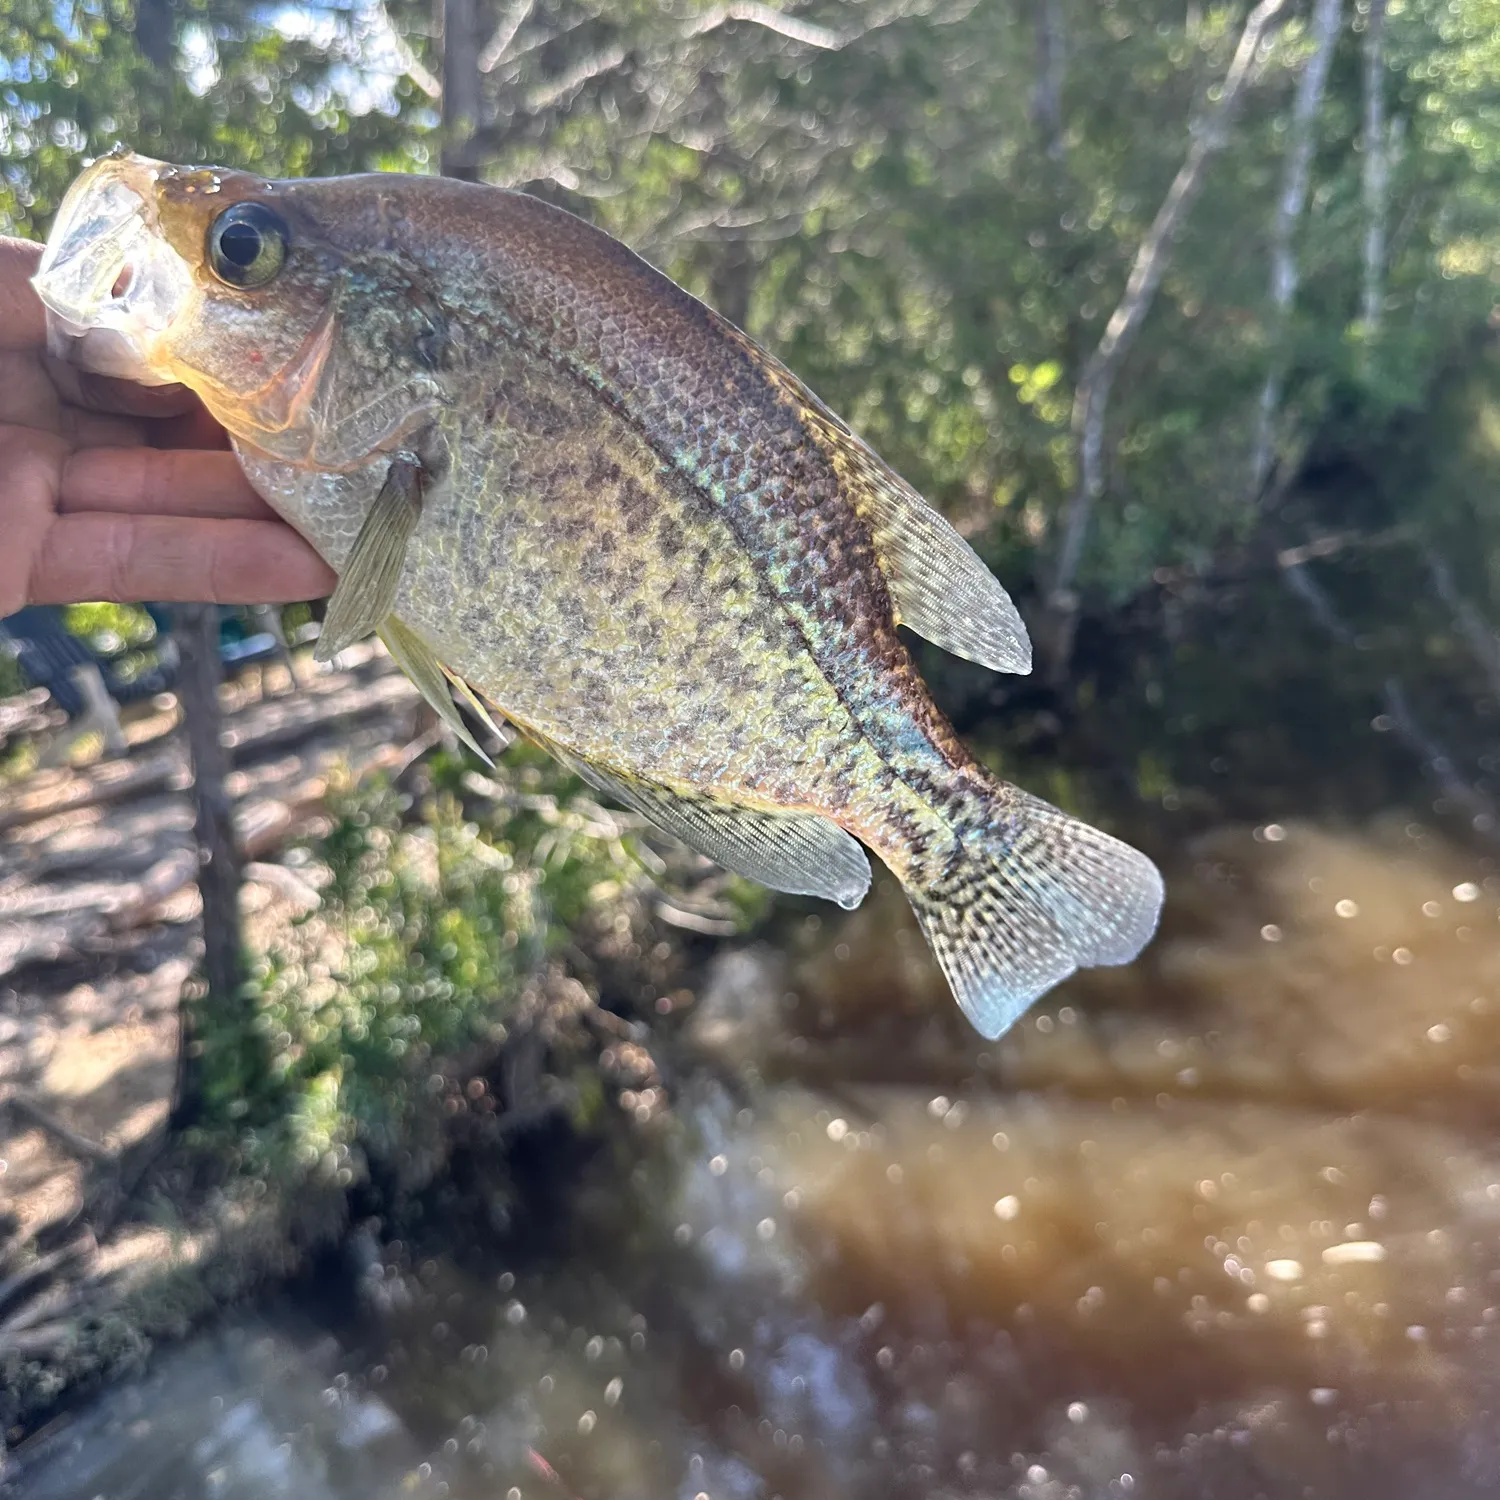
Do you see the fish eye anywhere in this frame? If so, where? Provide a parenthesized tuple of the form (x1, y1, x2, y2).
(207, 201, 288, 289)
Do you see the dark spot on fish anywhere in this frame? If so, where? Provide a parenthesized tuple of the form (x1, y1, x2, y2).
(653, 517, 683, 560)
(413, 317, 449, 372)
(618, 475, 654, 537)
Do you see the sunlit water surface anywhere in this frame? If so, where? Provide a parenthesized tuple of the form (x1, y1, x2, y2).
(14, 818, 1500, 1499)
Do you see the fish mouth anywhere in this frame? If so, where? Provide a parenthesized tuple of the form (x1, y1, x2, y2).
(32, 151, 193, 385)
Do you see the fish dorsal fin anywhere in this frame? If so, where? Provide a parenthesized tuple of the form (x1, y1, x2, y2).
(379, 615, 500, 766)
(852, 463, 1032, 676)
(532, 733, 871, 911)
(711, 314, 1031, 675)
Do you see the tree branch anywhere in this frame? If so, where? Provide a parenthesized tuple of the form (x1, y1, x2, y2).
(479, 0, 534, 73)
(374, 1, 442, 100)
(525, 43, 630, 112)
(682, 2, 845, 50)
(1248, 0, 1342, 501)
(1360, 0, 1390, 341)
(1421, 544, 1500, 702)
(1285, 562, 1498, 836)
(1040, 0, 1289, 679)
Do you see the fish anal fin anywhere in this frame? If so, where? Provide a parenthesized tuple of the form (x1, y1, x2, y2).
(378, 615, 495, 767)
(532, 734, 871, 910)
(442, 666, 509, 747)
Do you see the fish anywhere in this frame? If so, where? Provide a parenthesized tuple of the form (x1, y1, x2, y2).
(32, 149, 1164, 1040)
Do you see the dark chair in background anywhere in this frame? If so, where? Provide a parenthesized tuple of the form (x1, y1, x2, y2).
(0, 604, 300, 762)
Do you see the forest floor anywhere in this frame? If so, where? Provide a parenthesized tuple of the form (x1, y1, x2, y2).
(0, 645, 442, 1443)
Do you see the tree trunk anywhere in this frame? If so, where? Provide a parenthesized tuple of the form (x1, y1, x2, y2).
(1360, 0, 1389, 343)
(1038, 0, 1288, 680)
(1248, 0, 1342, 501)
(1032, 0, 1067, 163)
(709, 239, 753, 330)
(442, 0, 483, 181)
(170, 604, 245, 1127)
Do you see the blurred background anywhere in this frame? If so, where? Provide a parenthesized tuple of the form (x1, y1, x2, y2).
(4, 1, 1500, 1496)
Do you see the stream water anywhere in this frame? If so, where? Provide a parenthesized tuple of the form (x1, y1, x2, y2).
(12, 813, 1500, 1500)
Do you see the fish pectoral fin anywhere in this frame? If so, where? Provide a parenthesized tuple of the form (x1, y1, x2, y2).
(533, 737, 871, 911)
(706, 310, 1031, 676)
(316, 453, 425, 662)
(378, 614, 498, 766)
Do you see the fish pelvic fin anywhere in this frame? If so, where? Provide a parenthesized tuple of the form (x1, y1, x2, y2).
(903, 782, 1163, 1040)
(378, 615, 500, 766)
(526, 732, 871, 910)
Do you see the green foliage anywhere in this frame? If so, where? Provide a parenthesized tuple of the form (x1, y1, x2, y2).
(183, 744, 644, 1189)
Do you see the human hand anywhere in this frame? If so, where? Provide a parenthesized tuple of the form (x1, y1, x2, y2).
(0, 235, 335, 618)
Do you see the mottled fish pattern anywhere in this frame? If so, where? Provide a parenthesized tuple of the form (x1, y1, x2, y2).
(34, 156, 1164, 1039)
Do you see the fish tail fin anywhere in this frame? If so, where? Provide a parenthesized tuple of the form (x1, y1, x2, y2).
(902, 780, 1163, 1040)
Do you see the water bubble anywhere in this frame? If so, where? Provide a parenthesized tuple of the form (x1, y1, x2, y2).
(757, 1217, 777, 1241)
(1322, 1240, 1386, 1265)
(994, 1195, 1021, 1221)
(1067, 1401, 1089, 1423)
(578, 1410, 596, 1434)
(1454, 882, 1481, 902)
(1261, 924, 1283, 942)
(585, 1335, 604, 1361)
(1423, 901, 1442, 917)
(729, 1348, 745, 1371)
(504, 1300, 526, 1325)
(1263, 824, 1286, 841)
(1028, 1464, 1050, 1483)
(1335, 899, 1359, 918)
(709, 1154, 728, 1176)
(1247, 1293, 1271, 1313)
(1265, 1259, 1304, 1282)
(1427, 1023, 1453, 1043)
(1392, 947, 1413, 965)
(885, 1163, 904, 1184)
(827, 1118, 849, 1142)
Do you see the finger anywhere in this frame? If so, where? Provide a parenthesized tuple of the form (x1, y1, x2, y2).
(0, 237, 45, 350)
(151, 400, 233, 452)
(61, 447, 278, 520)
(30, 513, 336, 607)
(62, 409, 151, 449)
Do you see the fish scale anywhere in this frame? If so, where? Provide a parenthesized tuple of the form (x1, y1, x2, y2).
(33, 151, 1165, 1040)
